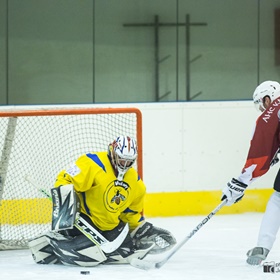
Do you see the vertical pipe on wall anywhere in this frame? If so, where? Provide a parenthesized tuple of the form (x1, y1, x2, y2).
(92, 0, 95, 103)
(155, 15, 159, 102)
(5, 0, 9, 105)
(186, 14, 190, 101)
(274, 9, 280, 66)
(257, 0, 260, 84)
(176, 0, 179, 101)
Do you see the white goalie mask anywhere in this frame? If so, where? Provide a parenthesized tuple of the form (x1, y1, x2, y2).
(253, 81, 280, 112)
(108, 136, 138, 180)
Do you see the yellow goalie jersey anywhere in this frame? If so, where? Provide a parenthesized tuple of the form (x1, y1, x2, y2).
(54, 151, 146, 232)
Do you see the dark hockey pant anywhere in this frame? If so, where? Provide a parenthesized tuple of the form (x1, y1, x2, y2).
(274, 168, 280, 192)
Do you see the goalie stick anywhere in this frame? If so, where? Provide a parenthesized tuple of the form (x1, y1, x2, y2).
(130, 199, 228, 270)
(25, 175, 128, 254)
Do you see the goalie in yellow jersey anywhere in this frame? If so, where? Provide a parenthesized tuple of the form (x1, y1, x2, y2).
(29, 135, 176, 266)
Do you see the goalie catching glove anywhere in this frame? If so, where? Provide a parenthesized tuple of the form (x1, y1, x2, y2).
(221, 178, 247, 206)
(130, 221, 176, 254)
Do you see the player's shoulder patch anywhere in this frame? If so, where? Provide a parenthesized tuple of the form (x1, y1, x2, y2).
(66, 164, 80, 177)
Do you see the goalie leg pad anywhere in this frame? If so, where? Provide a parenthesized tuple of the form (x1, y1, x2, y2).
(131, 221, 176, 254)
(46, 231, 107, 267)
(28, 234, 61, 264)
(51, 184, 80, 231)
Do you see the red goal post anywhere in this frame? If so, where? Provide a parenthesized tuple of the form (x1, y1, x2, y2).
(0, 107, 142, 250)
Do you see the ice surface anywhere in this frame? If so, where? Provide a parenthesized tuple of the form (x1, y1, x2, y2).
(1, 213, 279, 280)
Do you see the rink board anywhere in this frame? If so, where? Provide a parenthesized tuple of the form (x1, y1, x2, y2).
(0, 188, 273, 224)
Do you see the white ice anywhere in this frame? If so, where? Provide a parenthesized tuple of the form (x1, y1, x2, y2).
(1, 213, 279, 280)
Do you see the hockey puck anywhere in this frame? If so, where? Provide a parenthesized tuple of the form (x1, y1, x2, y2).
(80, 271, 90, 275)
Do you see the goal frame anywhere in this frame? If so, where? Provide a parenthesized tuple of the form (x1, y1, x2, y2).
(0, 106, 143, 250)
(0, 107, 143, 178)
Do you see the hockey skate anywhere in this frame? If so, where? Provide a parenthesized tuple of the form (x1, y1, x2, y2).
(246, 247, 269, 265)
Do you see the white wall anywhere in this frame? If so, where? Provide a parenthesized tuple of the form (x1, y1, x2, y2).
(136, 101, 278, 193)
(2, 100, 277, 194)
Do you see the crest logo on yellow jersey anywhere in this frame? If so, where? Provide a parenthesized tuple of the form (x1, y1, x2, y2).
(104, 180, 130, 212)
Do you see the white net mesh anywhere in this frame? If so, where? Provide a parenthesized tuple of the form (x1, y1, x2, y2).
(0, 108, 141, 250)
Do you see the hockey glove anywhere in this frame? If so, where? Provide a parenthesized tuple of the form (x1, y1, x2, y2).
(221, 178, 247, 206)
(51, 184, 80, 231)
(131, 221, 176, 254)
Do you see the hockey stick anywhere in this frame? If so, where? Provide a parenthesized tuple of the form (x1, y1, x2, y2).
(25, 175, 128, 254)
(130, 199, 228, 270)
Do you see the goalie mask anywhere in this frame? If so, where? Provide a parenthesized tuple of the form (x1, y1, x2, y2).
(253, 81, 280, 112)
(108, 136, 137, 180)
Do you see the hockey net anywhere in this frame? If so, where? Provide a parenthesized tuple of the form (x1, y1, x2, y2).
(0, 107, 142, 250)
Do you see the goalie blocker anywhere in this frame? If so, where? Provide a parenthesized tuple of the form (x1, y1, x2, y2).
(51, 184, 80, 231)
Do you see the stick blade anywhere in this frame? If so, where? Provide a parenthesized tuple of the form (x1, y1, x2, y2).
(130, 258, 156, 270)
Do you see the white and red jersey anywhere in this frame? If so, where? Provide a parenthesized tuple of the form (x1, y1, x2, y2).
(238, 98, 280, 186)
